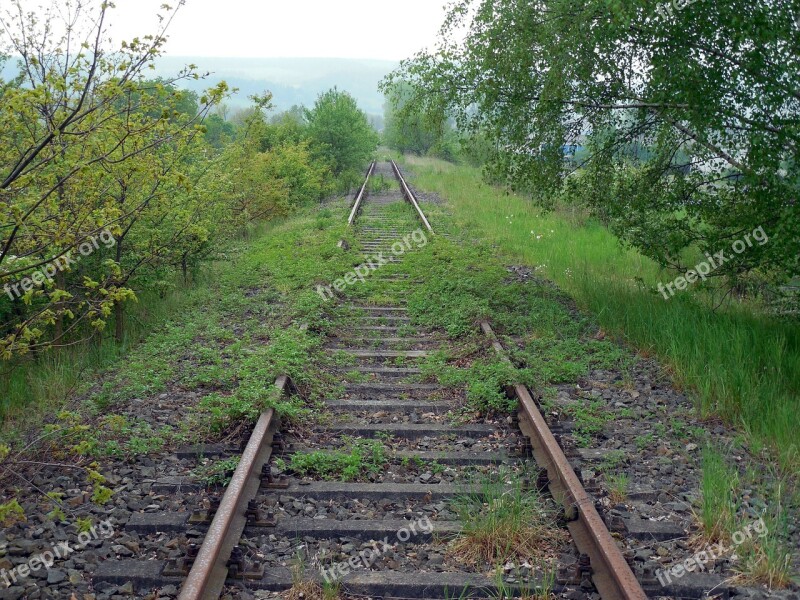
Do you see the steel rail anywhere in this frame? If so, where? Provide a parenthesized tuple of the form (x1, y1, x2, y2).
(177, 376, 290, 600)
(390, 160, 434, 234)
(481, 321, 647, 600)
(347, 161, 376, 227)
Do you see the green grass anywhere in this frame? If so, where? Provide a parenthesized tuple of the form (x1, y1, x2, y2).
(700, 446, 740, 542)
(449, 471, 567, 570)
(363, 229, 635, 425)
(699, 446, 794, 587)
(192, 456, 241, 487)
(401, 156, 800, 471)
(277, 437, 388, 482)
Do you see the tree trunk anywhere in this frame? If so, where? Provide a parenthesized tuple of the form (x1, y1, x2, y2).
(54, 269, 65, 343)
(114, 238, 124, 343)
(182, 253, 188, 284)
(115, 302, 124, 344)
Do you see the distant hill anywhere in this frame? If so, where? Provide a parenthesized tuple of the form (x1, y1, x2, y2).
(155, 57, 396, 117)
(1, 56, 396, 118)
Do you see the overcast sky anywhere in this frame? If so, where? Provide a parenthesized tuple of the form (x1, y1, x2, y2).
(104, 0, 449, 61)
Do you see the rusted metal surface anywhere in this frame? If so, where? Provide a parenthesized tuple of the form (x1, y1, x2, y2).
(390, 160, 434, 234)
(177, 376, 289, 600)
(347, 161, 376, 227)
(480, 321, 647, 600)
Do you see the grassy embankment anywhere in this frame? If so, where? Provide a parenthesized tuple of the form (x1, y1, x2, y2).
(0, 202, 358, 445)
(399, 155, 800, 472)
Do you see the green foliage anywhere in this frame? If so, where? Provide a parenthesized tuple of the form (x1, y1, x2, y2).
(402, 241, 502, 337)
(2, 198, 355, 454)
(700, 447, 739, 542)
(0, 4, 363, 425)
(193, 456, 241, 487)
(737, 503, 794, 589)
(265, 105, 309, 149)
(383, 81, 455, 158)
(283, 437, 388, 482)
(33, 404, 171, 459)
(422, 353, 527, 415)
(0, 1, 230, 359)
(562, 400, 615, 447)
(605, 472, 630, 504)
(87, 467, 114, 506)
(398, 230, 629, 416)
(305, 88, 379, 190)
(450, 471, 566, 568)
(45, 491, 66, 522)
(0, 498, 25, 527)
(202, 113, 236, 148)
(74, 517, 93, 535)
(697, 449, 793, 588)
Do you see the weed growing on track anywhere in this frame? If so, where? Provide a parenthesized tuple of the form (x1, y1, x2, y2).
(449, 473, 567, 569)
(283, 579, 341, 600)
(0, 499, 25, 527)
(420, 351, 530, 415)
(699, 446, 740, 543)
(193, 456, 241, 487)
(277, 437, 388, 482)
(605, 473, 630, 504)
(285, 551, 342, 600)
(696, 446, 794, 587)
(561, 400, 616, 447)
(490, 568, 557, 600)
(388, 232, 633, 423)
(735, 507, 794, 589)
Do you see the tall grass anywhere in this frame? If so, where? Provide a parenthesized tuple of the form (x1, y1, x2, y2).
(700, 446, 739, 541)
(449, 473, 566, 569)
(1, 286, 187, 426)
(404, 157, 800, 471)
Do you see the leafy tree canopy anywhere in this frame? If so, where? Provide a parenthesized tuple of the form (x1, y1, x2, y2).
(305, 88, 378, 187)
(383, 81, 452, 157)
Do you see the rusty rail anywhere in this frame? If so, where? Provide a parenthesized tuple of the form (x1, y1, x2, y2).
(347, 161, 376, 227)
(480, 321, 647, 600)
(390, 160, 434, 234)
(177, 376, 290, 600)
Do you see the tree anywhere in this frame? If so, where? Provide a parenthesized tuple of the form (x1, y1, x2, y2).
(383, 81, 450, 156)
(385, 0, 800, 287)
(263, 106, 309, 150)
(203, 114, 236, 149)
(305, 88, 378, 190)
(207, 99, 330, 231)
(0, 0, 227, 357)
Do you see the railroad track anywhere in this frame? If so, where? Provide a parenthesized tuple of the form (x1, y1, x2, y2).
(94, 162, 657, 599)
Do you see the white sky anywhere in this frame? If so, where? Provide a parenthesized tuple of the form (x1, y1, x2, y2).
(105, 0, 449, 60)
